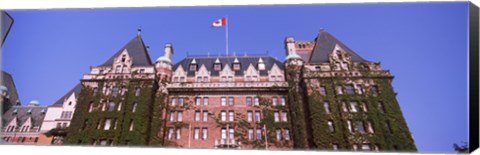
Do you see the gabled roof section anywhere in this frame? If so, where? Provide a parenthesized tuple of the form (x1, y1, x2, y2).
(173, 56, 284, 77)
(98, 35, 153, 67)
(309, 30, 369, 63)
(52, 83, 82, 107)
(2, 106, 47, 127)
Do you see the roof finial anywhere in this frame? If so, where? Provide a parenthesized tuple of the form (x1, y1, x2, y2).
(137, 26, 142, 35)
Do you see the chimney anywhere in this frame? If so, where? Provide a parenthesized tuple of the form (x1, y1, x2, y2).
(164, 43, 174, 60)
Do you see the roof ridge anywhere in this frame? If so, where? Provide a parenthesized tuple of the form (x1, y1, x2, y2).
(97, 35, 153, 67)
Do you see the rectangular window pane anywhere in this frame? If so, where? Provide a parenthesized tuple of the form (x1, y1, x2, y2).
(282, 111, 288, 122)
(256, 129, 262, 140)
(178, 111, 183, 122)
(229, 97, 234, 106)
(176, 128, 181, 139)
(272, 97, 277, 106)
(247, 111, 253, 122)
(274, 112, 280, 122)
(320, 86, 326, 96)
(104, 119, 111, 130)
(204, 97, 209, 106)
(196, 97, 201, 106)
(203, 111, 208, 122)
(248, 129, 254, 141)
(229, 111, 234, 122)
(255, 111, 261, 122)
(324, 102, 330, 113)
(221, 129, 227, 139)
(202, 128, 208, 140)
(246, 97, 252, 106)
(280, 97, 285, 106)
(221, 97, 226, 106)
(221, 111, 226, 121)
(276, 129, 282, 140)
(285, 129, 290, 141)
(254, 97, 259, 106)
(195, 111, 200, 122)
(194, 128, 199, 140)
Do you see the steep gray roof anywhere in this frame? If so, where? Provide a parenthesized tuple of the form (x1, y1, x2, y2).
(1, 11, 14, 46)
(51, 83, 82, 107)
(173, 56, 284, 77)
(309, 30, 370, 63)
(98, 35, 153, 67)
(2, 71, 20, 113)
(2, 106, 47, 127)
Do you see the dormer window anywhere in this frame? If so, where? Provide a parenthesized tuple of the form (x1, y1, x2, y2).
(214, 64, 222, 71)
(27, 109, 32, 114)
(122, 55, 126, 62)
(233, 64, 240, 71)
(258, 63, 265, 70)
(190, 64, 197, 71)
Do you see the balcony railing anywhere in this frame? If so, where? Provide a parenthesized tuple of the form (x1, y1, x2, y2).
(214, 138, 240, 148)
(167, 81, 288, 89)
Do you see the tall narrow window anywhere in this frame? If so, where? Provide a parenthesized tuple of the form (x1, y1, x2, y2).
(362, 102, 368, 112)
(357, 85, 364, 94)
(256, 129, 262, 140)
(282, 111, 288, 122)
(196, 97, 201, 106)
(221, 97, 226, 106)
(93, 87, 98, 96)
(221, 111, 226, 122)
(111, 87, 119, 97)
(177, 111, 183, 122)
(276, 129, 282, 140)
(272, 97, 278, 106)
(229, 111, 235, 122)
(178, 97, 184, 106)
(254, 97, 259, 106)
(88, 102, 94, 112)
(255, 111, 261, 122)
(132, 103, 137, 112)
(324, 102, 331, 114)
(228, 97, 234, 106)
(246, 97, 252, 106)
(345, 85, 355, 94)
(350, 102, 358, 113)
(247, 111, 253, 122)
(355, 121, 365, 133)
(328, 121, 335, 133)
(371, 86, 379, 96)
(280, 97, 285, 106)
(367, 121, 375, 133)
(135, 87, 141, 96)
(221, 128, 227, 139)
(386, 120, 393, 134)
(176, 128, 181, 139)
(171, 97, 176, 106)
(274, 112, 280, 122)
(104, 119, 111, 130)
(333, 144, 339, 150)
(129, 120, 134, 131)
(195, 111, 201, 122)
(170, 111, 175, 122)
(248, 129, 254, 141)
(336, 85, 343, 94)
(285, 129, 290, 141)
(108, 102, 115, 112)
(229, 129, 234, 139)
(117, 102, 122, 111)
(347, 120, 352, 133)
(342, 102, 348, 112)
(203, 97, 209, 106)
(202, 128, 208, 140)
(378, 102, 386, 113)
(168, 128, 174, 139)
(203, 111, 208, 122)
(194, 128, 200, 140)
(319, 86, 326, 96)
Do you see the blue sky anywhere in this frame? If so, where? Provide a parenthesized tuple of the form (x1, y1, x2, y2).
(2, 2, 469, 153)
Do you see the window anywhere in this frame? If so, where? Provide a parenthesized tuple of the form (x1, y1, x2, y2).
(328, 121, 335, 133)
(315, 66, 321, 71)
(221, 128, 227, 139)
(173, 77, 178, 82)
(229, 111, 235, 122)
(247, 111, 253, 122)
(355, 121, 366, 133)
(367, 121, 375, 133)
(171, 97, 177, 106)
(361, 144, 371, 151)
(336, 85, 343, 94)
(221, 111, 226, 122)
(203, 76, 208, 82)
(197, 77, 202, 82)
(221, 76, 226, 82)
(104, 119, 111, 130)
(170, 111, 175, 122)
(214, 64, 221, 71)
(280, 97, 285, 106)
(333, 144, 339, 150)
(374, 144, 380, 151)
(194, 128, 200, 140)
(117, 102, 122, 111)
(176, 128, 181, 139)
(57, 123, 61, 128)
(272, 97, 278, 106)
(256, 129, 262, 140)
(342, 102, 348, 112)
(68, 101, 72, 106)
(350, 102, 359, 113)
(203, 97, 209, 106)
(229, 129, 234, 139)
(168, 128, 174, 139)
(135, 87, 141, 96)
(180, 77, 185, 82)
(111, 87, 119, 97)
(88, 102, 94, 112)
(177, 111, 183, 122)
(378, 102, 385, 113)
(108, 102, 115, 112)
(248, 129, 254, 141)
(233, 64, 240, 70)
(357, 85, 364, 94)
(203, 111, 208, 122)
(221, 97, 226, 106)
(353, 144, 358, 151)
(324, 102, 331, 114)
(274, 112, 280, 122)
(196, 97, 201, 106)
(190, 64, 197, 71)
(254, 97, 259, 106)
(258, 63, 265, 70)
(99, 139, 107, 146)
(228, 97, 234, 106)
(276, 129, 282, 140)
(93, 87, 98, 96)
(132, 103, 137, 112)
(345, 85, 355, 94)
(255, 111, 261, 122)
(178, 97, 184, 106)
(362, 102, 368, 112)
(371, 86, 379, 96)
(246, 97, 252, 106)
(347, 120, 352, 133)
(282, 111, 288, 122)
(129, 120, 134, 131)
(285, 129, 290, 141)
(334, 62, 341, 71)
(202, 128, 208, 140)
(113, 119, 118, 130)
(195, 111, 201, 122)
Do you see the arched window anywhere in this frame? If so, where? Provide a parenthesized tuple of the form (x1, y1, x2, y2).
(93, 87, 98, 96)
(135, 87, 141, 96)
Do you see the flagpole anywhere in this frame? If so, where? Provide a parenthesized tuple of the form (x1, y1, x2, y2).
(225, 15, 229, 57)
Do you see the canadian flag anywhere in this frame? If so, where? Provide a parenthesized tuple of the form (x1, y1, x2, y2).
(211, 17, 227, 27)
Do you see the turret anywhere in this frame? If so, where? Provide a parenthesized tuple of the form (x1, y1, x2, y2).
(155, 43, 174, 82)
